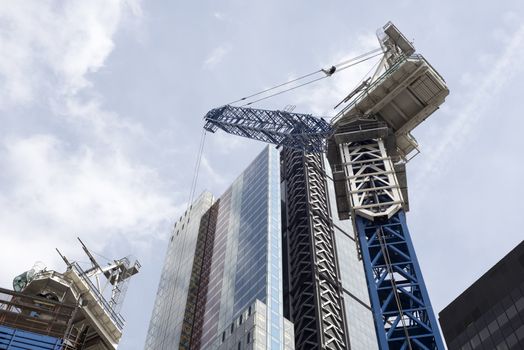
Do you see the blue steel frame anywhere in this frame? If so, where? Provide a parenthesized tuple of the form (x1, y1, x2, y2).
(355, 211, 444, 350)
(203, 105, 332, 153)
(0, 326, 62, 350)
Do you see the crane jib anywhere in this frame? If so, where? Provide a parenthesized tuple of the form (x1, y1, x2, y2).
(203, 105, 333, 153)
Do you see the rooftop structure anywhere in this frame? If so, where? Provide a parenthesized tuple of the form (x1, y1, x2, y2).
(0, 239, 139, 350)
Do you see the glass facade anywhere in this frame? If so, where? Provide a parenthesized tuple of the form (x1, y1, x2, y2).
(439, 241, 524, 350)
(200, 146, 284, 349)
(144, 192, 214, 350)
(0, 325, 63, 350)
(217, 300, 294, 350)
(446, 284, 524, 350)
(145, 145, 383, 350)
(145, 146, 287, 350)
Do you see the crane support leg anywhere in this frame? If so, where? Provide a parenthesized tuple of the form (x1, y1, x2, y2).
(355, 212, 444, 350)
(331, 132, 444, 349)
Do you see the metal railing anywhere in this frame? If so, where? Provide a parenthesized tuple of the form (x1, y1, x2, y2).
(332, 53, 444, 125)
(70, 263, 125, 330)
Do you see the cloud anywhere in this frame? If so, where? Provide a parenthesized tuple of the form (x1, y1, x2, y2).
(0, 1, 141, 108)
(412, 22, 524, 192)
(213, 12, 226, 21)
(0, 134, 176, 285)
(200, 154, 227, 187)
(0, 0, 184, 290)
(203, 44, 231, 69)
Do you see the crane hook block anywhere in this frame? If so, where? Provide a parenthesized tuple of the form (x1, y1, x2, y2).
(322, 66, 337, 76)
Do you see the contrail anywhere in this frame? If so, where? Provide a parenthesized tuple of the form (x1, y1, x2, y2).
(413, 24, 524, 195)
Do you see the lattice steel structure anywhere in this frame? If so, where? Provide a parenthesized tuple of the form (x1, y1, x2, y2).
(355, 212, 443, 349)
(282, 148, 348, 349)
(204, 105, 332, 153)
(329, 123, 445, 349)
(337, 137, 404, 220)
(203, 21, 449, 350)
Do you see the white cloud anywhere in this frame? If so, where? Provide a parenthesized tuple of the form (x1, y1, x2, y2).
(200, 154, 227, 187)
(0, 1, 140, 107)
(213, 12, 226, 21)
(203, 44, 231, 69)
(0, 0, 184, 289)
(0, 134, 176, 285)
(413, 22, 524, 192)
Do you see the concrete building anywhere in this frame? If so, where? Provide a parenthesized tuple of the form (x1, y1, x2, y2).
(439, 240, 524, 349)
(145, 145, 378, 350)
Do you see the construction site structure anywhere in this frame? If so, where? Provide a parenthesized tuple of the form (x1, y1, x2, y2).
(203, 22, 449, 349)
(0, 238, 140, 350)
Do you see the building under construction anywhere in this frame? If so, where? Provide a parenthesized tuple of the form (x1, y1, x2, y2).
(147, 22, 450, 350)
(0, 239, 139, 350)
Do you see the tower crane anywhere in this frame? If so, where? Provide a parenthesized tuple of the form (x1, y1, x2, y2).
(203, 22, 449, 350)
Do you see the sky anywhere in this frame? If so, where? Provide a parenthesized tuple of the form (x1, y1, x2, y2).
(1, 1, 524, 349)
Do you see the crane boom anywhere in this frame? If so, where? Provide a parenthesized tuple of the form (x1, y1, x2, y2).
(204, 105, 332, 153)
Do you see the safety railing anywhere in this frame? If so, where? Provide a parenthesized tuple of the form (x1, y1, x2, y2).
(70, 262, 125, 330)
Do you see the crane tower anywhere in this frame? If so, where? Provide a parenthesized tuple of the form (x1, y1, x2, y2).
(203, 22, 449, 350)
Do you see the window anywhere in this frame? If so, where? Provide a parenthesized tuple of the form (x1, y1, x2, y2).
(222, 331, 225, 343)
(231, 323, 234, 334)
(237, 341, 241, 350)
(247, 332, 251, 344)
(248, 306, 252, 316)
(239, 314, 243, 325)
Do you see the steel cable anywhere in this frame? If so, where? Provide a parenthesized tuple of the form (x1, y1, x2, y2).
(228, 48, 383, 106)
(241, 51, 384, 107)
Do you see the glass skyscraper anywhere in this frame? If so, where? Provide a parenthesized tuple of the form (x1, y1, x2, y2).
(145, 146, 290, 350)
(145, 145, 378, 349)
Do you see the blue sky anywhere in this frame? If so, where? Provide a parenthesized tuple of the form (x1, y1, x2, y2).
(1, 1, 524, 349)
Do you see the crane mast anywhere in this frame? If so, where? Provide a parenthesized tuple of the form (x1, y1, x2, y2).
(203, 22, 448, 350)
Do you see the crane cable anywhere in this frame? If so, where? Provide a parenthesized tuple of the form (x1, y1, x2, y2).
(240, 50, 384, 107)
(241, 52, 382, 107)
(226, 47, 383, 106)
(377, 227, 413, 350)
(187, 48, 384, 209)
(187, 128, 207, 210)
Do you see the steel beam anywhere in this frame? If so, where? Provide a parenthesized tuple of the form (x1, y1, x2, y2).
(355, 211, 444, 350)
